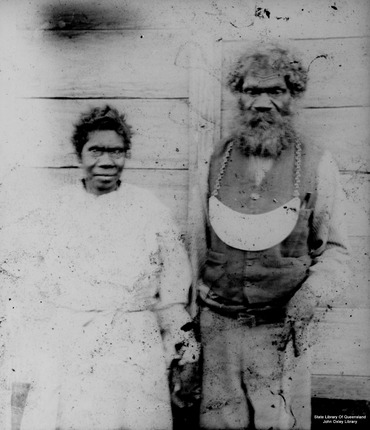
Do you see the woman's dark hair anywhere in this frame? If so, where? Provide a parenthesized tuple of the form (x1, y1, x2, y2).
(71, 105, 133, 158)
(227, 44, 308, 98)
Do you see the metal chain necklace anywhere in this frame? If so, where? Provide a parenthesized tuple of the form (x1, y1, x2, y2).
(211, 139, 302, 200)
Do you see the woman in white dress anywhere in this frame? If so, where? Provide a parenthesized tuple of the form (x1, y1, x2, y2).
(2, 106, 198, 430)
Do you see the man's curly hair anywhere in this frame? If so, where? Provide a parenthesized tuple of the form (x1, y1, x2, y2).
(72, 105, 133, 158)
(227, 44, 308, 98)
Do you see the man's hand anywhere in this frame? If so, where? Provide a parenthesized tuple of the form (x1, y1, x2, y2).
(170, 361, 201, 409)
(278, 283, 319, 357)
(163, 325, 201, 409)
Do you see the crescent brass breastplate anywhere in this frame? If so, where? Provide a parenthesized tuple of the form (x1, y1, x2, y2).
(208, 141, 302, 251)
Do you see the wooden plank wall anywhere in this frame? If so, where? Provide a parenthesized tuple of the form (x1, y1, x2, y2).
(2, 0, 369, 401)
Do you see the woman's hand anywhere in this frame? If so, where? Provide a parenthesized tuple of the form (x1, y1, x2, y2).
(155, 305, 200, 369)
(178, 331, 201, 366)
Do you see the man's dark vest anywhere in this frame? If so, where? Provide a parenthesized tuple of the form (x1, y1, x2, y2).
(202, 138, 323, 307)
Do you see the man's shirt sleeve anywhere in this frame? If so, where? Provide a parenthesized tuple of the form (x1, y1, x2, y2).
(305, 151, 351, 305)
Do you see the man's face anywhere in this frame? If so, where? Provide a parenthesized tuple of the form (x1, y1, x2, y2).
(239, 74, 292, 121)
(232, 73, 296, 158)
(81, 129, 126, 195)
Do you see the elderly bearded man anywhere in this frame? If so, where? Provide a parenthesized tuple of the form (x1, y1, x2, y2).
(197, 45, 350, 430)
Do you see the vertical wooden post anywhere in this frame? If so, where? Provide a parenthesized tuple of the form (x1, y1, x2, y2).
(187, 34, 222, 317)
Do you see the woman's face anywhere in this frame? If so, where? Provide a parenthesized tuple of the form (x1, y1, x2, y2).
(81, 130, 126, 196)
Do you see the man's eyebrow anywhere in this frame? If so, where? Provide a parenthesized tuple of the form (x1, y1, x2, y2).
(88, 146, 124, 152)
(88, 145, 104, 150)
(267, 85, 286, 91)
(244, 85, 286, 91)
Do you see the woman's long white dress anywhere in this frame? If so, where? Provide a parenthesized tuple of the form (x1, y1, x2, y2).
(1, 179, 192, 430)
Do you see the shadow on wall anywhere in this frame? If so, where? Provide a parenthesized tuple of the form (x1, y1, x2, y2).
(41, 2, 139, 34)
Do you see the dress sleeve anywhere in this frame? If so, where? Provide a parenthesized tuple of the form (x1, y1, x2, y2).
(305, 151, 351, 305)
(152, 203, 192, 310)
(145, 196, 199, 366)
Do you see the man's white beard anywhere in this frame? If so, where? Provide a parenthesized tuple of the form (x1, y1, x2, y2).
(231, 110, 297, 158)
